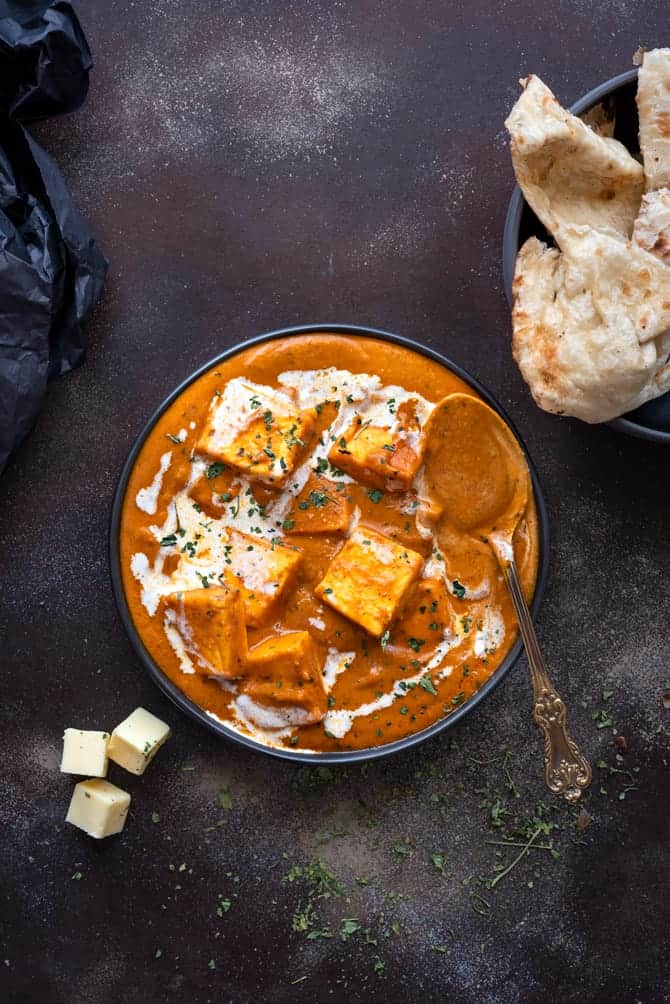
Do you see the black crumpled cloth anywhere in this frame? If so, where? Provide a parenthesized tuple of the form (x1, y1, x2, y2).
(0, 0, 107, 473)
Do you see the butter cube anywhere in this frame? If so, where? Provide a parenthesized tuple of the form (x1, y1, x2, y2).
(65, 779, 131, 839)
(107, 707, 171, 775)
(60, 729, 109, 777)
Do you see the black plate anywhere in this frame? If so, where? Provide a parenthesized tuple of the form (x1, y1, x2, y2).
(109, 324, 550, 763)
(503, 68, 670, 444)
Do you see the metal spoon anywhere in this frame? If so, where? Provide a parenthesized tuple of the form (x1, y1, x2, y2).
(423, 393, 591, 803)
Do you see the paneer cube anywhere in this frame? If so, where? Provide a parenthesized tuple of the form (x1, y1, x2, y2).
(314, 527, 424, 637)
(65, 779, 131, 839)
(162, 585, 247, 678)
(188, 467, 240, 519)
(228, 530, 302, 626)
(328, 400, 425, 492)
(107, 707, 171, 776)
(283, 474, 352, 535)
(60, 729, 109, 778)
(240, 631, 327, 725)
(197, 378, 315, 487)
(390, 578, 454, 657)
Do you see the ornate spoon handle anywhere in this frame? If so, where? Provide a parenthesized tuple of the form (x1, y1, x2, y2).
(502, 559, 591, 803)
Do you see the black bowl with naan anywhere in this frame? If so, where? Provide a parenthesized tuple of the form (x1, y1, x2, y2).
(502, 67, 670, 445)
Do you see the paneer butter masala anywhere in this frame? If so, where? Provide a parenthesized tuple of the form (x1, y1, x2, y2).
(120, 335, 539, 752)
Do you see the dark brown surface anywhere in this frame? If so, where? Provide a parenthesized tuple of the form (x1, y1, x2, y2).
(1, 2, 669, 1002)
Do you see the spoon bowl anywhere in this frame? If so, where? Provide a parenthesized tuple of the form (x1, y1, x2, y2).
(423, 392, 529, 542)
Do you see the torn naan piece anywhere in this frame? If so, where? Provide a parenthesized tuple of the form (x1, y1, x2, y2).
(633, 189, 670, 265)
(512, 227, 670, 423)
(637, 48, 670, 191)
(505, 75, 644, 240)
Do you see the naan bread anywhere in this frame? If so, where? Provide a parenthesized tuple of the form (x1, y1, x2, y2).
(633, 189, 670, 265)
(505, 76, 644, 240)
(512, 227, 670, 422)
(637, 48, 670, 191)
(581, 100, 616, 139)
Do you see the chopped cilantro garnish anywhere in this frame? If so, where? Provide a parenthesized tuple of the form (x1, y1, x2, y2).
(366, 488, 384, 504)
(206, 462, 226, 479)
(452, 579, 466, 599)
(420, 674, 438, 695)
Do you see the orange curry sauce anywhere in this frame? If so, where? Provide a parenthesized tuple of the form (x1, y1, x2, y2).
(119, 334, 539, 752)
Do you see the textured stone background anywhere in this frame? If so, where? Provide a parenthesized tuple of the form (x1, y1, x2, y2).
(1, 1, 669, 1001)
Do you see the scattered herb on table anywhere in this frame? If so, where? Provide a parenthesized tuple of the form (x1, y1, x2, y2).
(217, 788, 233, 811)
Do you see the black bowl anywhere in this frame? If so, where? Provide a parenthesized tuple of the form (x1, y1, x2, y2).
(109, 324, 550, 764)
(503, 68, 670, 444)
